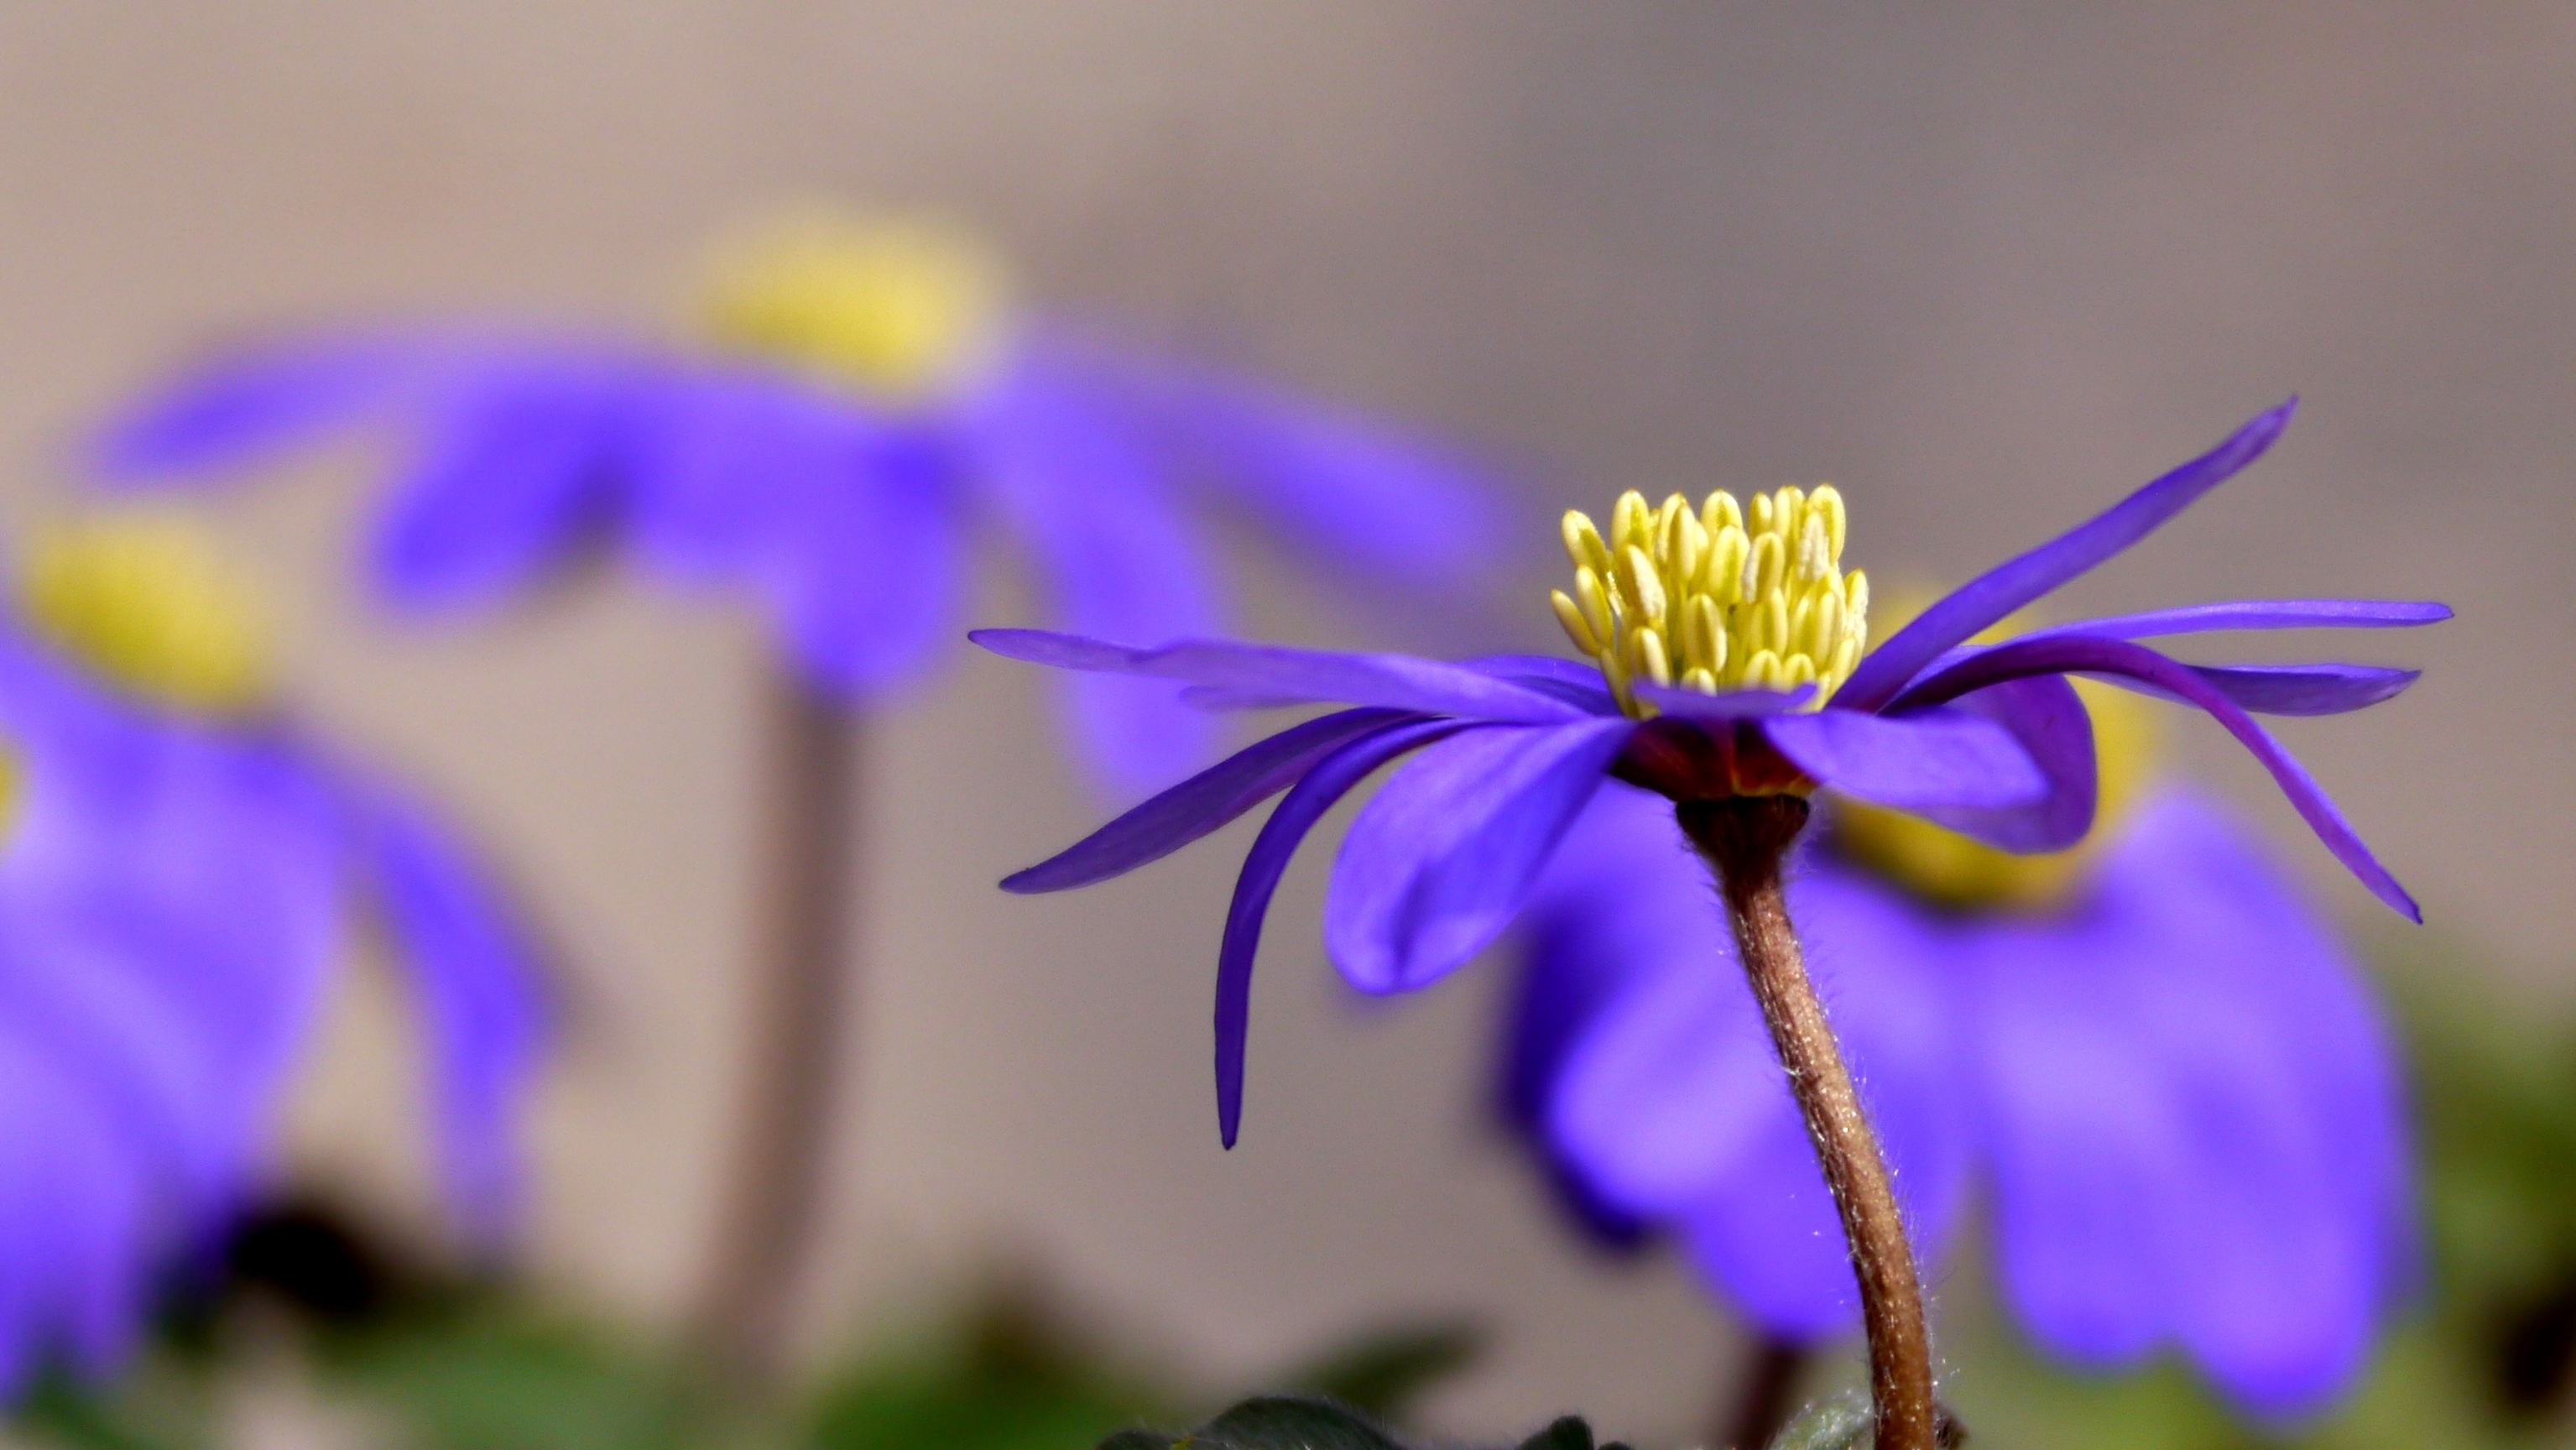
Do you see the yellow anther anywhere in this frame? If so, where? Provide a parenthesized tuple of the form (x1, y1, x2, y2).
(1681, 594, 1722, 674)
(1611, 491, 1652, 553)
(1748, 531, 1784, 605)
(1632, 627, 1673, 687)
(1810, 484, 1848, 561)
(1620, 545, 1667, 626)
(1550, 481, 1870, 718)
(700, 208, 1010, 400)
(1708, 524, 1749, 606)
(1550, 590, 1600, 655)
(1562, 511, 1609, 576)
(1574, 567, 1616, 649)
(19, 516, 270, 716)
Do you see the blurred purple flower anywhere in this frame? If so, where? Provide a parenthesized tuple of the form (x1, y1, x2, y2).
(91, 219, 1509, 794)
(978, 400, 2440, 1161)
(0, 545, 545, 1393)
(1503, 778, 2412, 1419)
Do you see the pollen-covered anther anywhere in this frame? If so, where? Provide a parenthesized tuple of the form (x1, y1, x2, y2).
(1547, 483, 1869, 718)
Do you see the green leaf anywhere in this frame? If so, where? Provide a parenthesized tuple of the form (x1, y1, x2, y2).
(1192, 1395, 1410, 1449)
(1280, 1322, 1482, 1421)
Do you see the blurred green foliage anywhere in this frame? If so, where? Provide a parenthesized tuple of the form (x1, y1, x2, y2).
(1093, 1394, 1626, 1450)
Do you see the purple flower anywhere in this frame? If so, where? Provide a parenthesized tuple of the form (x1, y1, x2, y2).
(0, 525, 545, 1392)
(978, 399, 2443, 1162)
(1503, 775, 2411, 1419)
(91, 216, 1508, 794)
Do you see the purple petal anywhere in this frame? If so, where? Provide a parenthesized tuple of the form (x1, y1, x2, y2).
(2169, 664, 2420, 717)
(1047, 340, 1509, 596)
(627, 368, 880, 582)
(1323, 720, 1633, 995)
(1965, 905, 2191, 1365)
(1001, 707, 1416, 894)
(1215, 718, 1472, 1146)
(2107, 793, 2403, 1415)
(1836, 401, 2297, 712)
(1964, 790, 2408, 1414)
(1892, 635, 2419, 920)
(971, 366, 1227, 795)
(1543, 848, 1972, 1338)
(1901, 675, 2098, 854)
(1628, 682, 1819, 720)
(368, 362, 637, 611)
(2026, 599, 2451, 642)
(970, 629, 1588, 723)
(1183, 654, 1620, 715)
(347, 780, 550, 1249)
(91, 333, 424, 482)
(1761, 705, 2047, 811)
(757, 422, 966, 702)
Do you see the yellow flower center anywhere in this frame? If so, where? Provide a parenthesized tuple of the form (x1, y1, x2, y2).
(1829, 610, 2159, 910)
(1551, 486, 1869, 717)
(18, 516, 272, 717)
(698, 210, 1011, 400)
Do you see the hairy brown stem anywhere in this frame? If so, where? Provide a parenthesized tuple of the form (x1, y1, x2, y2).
(1716, 1336, 1811, 1450)
(690, 664, 859, 1385)
(1678, 795, 1936, 1450)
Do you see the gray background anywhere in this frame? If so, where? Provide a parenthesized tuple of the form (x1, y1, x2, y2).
(0, 4, 2566, 1440)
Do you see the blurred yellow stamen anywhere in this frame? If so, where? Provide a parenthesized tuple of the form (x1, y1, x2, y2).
(700, 210, 1011, 400)
(1549, 486, 1869, 717)
(19, 516, 271, 716)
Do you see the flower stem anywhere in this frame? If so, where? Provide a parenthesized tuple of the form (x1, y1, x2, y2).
(1678, 795, 1937, 1450)
(691, 662, 860, 1385)
(1715, 1336, 1810, 1450)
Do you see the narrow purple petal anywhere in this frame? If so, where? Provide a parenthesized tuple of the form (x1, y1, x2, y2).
(1836, 401, 2297, 712)
(1182, 655, 1620, 714)
(970, 629, 1588, 722)
(347, 780, 551, 1249)
(1216, 718, 1473, 1145)
(1001, 707, 1416, 894)
(1628, 682, 1819, 720)
(1894, 635, 2418, 920)
(1760, 705, 2047, 811)
(1323, 720, 1634, 995)
(91, 333, 421, 482)
(2025, 599, 2451, 642)
(2171, 663, 2420, 717)
(1901, 675, 2097, 854)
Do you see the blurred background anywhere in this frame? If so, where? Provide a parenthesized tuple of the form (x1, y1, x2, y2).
(0, 4, 2570, 1447)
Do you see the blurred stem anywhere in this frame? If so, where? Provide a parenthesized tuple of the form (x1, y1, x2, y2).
(691, 662, 858, 1386)
(1679, 795, 1936, 1450)
(1716, 1337, 1809, 1450)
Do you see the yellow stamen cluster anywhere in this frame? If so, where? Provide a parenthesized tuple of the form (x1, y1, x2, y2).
(1551, 486, 1869, 717)
(700, 209, 1010, 400)
(19, 517, 270, 715)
